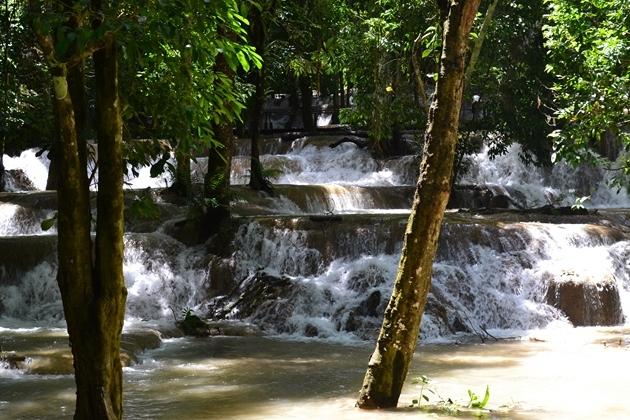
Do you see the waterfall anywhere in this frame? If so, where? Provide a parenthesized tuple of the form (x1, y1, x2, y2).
(202, 216, 630, 341)
(460, 144, 630, 208)
(2, 136, 630, 342)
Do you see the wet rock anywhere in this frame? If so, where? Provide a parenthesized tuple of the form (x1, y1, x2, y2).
(488, 194, 511, 209)
(209, 271, 297, 331)
(343, 312, 360, 332)
(546, 270, 624, 326)
(206, 256, 236, 297)
(162, 216, 205, 245)
(0, 353, 27, 369)
(304, 324, 319, 337)
(6, 169, 36, 191)
(347, 270, 388, 293)
(356, 291, 381, 317)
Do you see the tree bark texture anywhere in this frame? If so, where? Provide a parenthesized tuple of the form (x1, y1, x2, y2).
(172, 43, 194, 198)
(356, 0, 481, 409)
(205, 49, 235, 233)
(48, 62, 88, 191)
(32, 2, 127, 417)
(87, 33, 126, 419)
(248, 6, 271, 192)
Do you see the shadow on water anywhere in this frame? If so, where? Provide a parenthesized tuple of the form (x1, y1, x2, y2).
(1, 334, 541, 419)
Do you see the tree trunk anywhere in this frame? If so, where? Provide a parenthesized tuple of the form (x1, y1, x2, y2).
(48, 62, 88, 191)
(300, 76, 314, 132)
(248, 6, 271, 192)
(174, 147, 192, 197)
(32, 2, 126, 417)
(356, 0, 481, 409)
(86, 33, 126, 419)
(0, 144, 4, 192)
(204, 50, 235, 235)
(332, 76, 340, 125)
(464, 0, 499, 82)
(172, 42, 194, 198)
(60, 33, 126, 420)
(287, 75, 299, 129)
(339, 71, 346, 111)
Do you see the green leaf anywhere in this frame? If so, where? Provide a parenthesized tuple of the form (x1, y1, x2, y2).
(41, 213, 58, 231)
(236, 51, 250, 71)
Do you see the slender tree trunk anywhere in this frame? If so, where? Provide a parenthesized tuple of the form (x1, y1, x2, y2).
(464, 0, 499, 82)
(287, 76, 299, 129)
(50, 64, 96, 419)
(339, 71, 346, 111)
(0, 0, 9, 192)
(0, 141, 4, 192)
(412, 31, 430, 117)
(300, 75, 314, 131)
(68, 63, 88, 171)
(172, 43, 194, 198)
(86, 32, 126, 419)
(204, 50, 235, 235)
(332, 76, 340, 125)
(248, 6, 271, 192)
(174, 148, 192, 197)
(357, 0, 481, 409)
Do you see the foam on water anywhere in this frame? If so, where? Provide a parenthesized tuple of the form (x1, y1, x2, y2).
(0, 234, 208, 323)
(215, 218, 630, 341)
(231, 143, 414, 186)
(0, 204, 56, 236)
(3, 149, 49, 191)
(461, 144, 630, 208)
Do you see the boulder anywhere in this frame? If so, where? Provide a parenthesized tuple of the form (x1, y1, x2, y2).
(209, 271, 297, 331)
(546, 270, 624, 326)
(6, 169, 37, 191)
(206, 256, 236, 298)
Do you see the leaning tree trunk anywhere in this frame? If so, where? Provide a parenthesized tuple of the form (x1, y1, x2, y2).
(357, 0, 481, 409)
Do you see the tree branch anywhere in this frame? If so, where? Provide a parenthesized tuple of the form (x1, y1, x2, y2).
(411, 31, 430, 117)
(465, 0, 500, 81)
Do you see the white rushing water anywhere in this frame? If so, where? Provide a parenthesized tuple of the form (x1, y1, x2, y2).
(0, 234, 209, 324)
(461, 144, 630, 208)
(3, 134, 630, 419)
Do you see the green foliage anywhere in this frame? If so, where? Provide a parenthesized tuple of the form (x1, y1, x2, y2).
(571, 195, 591, 210)
(336, 1, 437, 144)
(410, 376, 494, 417)
(181, 307, 195, 320)
(40, 212, 58, 231)
(464, 0, 554, 164)
(467, 385, 490, 409)
(543, 0, 630, 175)
(260, 165, 283, 181)
(1, 0, 53, 153)
(119, 0, 261, 179)
(129, 190, 161, 220)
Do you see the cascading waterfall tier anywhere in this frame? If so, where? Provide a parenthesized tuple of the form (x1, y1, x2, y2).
(205, 213, 630, 341)
(2, 135, 630, 342)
